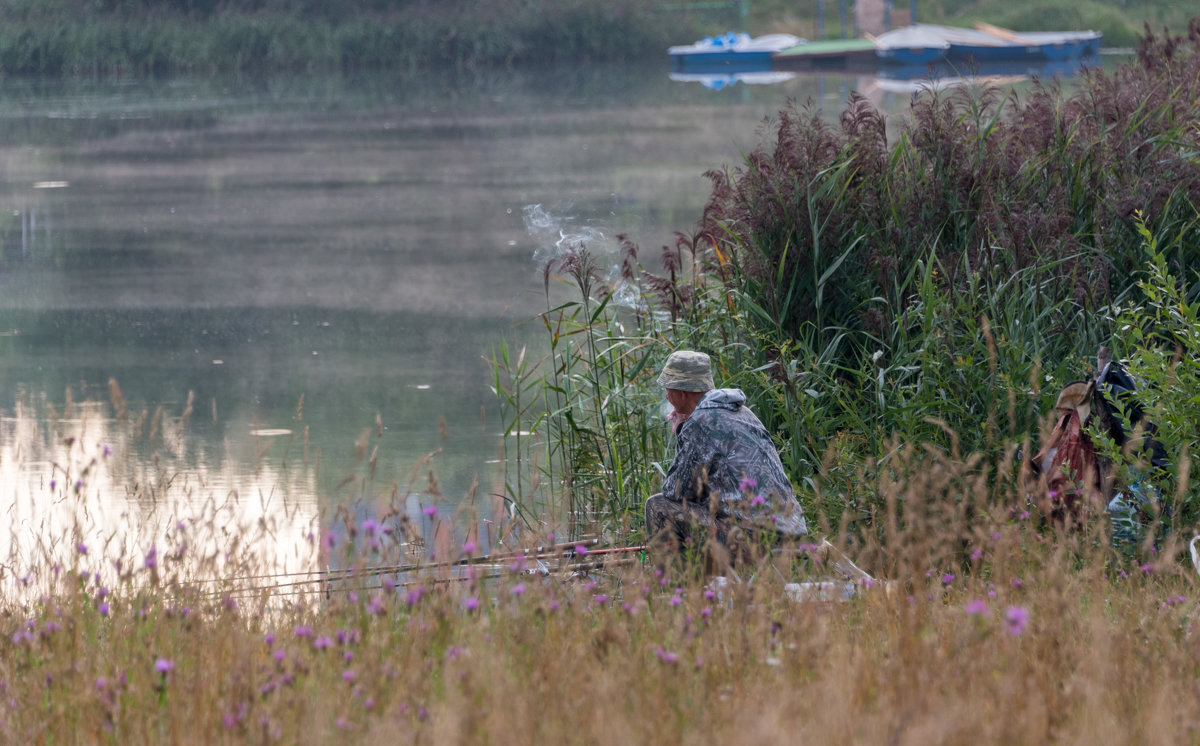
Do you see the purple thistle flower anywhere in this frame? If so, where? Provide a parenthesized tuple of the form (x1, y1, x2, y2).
(361, 518, 379, 536)
(970, 548, 983, 561)
(738, 476, 757, 492)
(273, 649, 286, 662)
(573, 544, 589, 556)
(749, 495, 766, 507)
(1011, 577, 1023, 588)
(669, 595, 682, 607)
(265, 633, 275, 646)
(102, 443, 113, 457)
(511, 583, 526, 596)
(593, 594, 608, 604)
(463, 597, 479, 611)
(76, 543, 88, 555)
(98, 602, 110, 617)
(293, 625, 312, 638)
(144, 546, 157, 569)
(422, 505, 437, 517)
(342, 670, 356, 682)
(462, 541, 475, 554)
(1004, 606, 1029, 636)
(368, 595, 385, 615)
(154, 658, 175, 674)
(941, 573, 955, 585)
(313, 636, 333, 650)
(964, 599, 988, 616)
(405, 587, 424, 606)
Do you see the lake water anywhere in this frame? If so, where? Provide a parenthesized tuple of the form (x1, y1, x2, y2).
(0, 57, 1104, 585)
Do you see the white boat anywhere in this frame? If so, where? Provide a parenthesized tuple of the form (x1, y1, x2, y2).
(668, 32, 805, 71)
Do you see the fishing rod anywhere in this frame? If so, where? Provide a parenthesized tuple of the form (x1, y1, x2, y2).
(192, 539, 638, 598)
(181, 536, 602, 587)
(220, 553, 642, 602)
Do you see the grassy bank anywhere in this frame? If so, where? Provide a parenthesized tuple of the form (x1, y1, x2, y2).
(3, 430, 1199, 743)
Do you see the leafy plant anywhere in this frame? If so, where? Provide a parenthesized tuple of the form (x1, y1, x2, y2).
(1100, 212, 1200, 525)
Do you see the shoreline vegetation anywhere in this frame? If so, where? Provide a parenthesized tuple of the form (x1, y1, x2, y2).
(495, 19, 1200, 548)
(0, 0, 1192, 76)
(5, 13, 1200, 745)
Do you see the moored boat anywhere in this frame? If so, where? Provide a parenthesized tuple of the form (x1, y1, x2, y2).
(875, 23, 1103, 65)
(772, 38, 879, 71)
(668, 31, 805, 71)
(974, 24, 1103, 60)
(872, 25, 952, 65)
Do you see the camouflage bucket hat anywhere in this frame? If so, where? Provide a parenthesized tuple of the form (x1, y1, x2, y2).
(657, 350, 714, 392)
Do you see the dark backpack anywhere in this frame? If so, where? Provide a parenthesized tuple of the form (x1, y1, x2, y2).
(1092, 358, 1169, 473)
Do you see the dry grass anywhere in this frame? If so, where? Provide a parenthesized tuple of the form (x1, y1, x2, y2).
(3, 433, 1198, 745)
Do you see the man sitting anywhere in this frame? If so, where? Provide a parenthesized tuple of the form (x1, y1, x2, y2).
(645, 350, 809, 566)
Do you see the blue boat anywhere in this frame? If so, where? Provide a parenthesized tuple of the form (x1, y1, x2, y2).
(874, 54, 1102, 89)
(668, 32, 805, 71)
(977, 26, 1103, 60)
(874, 24, 1103, 66)
(872, 26, 951, 65)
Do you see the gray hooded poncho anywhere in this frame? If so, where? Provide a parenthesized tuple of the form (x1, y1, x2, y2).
(661, 388, 808, 537)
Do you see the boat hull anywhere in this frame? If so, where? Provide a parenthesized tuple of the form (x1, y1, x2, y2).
(876, 46, 948, 65)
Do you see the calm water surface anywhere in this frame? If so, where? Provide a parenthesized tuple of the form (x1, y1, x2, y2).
(0, 59, 1101, 583)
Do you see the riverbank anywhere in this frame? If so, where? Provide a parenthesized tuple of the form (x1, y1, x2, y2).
(3, 460, 1198, 743)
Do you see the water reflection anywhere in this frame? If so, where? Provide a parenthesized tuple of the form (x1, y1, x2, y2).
(666, 53, 1103, 94)
(0, 396, 319, 599)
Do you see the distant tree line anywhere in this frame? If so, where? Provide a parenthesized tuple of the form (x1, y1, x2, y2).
(0, 0, 699, 74)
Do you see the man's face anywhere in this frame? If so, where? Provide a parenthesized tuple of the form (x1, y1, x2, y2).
(664, 388, 699, 416)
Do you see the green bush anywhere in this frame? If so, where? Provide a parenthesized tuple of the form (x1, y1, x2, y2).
(1100, 215, 1200, 526)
